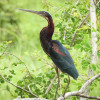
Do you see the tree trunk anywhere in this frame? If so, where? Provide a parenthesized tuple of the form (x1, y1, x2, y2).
(80, 0, 97, 100)
(90, 0, 97, 65)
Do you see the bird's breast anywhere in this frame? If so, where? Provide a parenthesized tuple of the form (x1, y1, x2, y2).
(40, 27, 53, 56)
(40, 36, 51, 56)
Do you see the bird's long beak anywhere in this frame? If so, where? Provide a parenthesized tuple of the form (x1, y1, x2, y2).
(18, 8, 44, 17)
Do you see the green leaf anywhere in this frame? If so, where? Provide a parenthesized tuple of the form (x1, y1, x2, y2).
(55, 14, 58, 17)
(12, 62, 18, 66)
(8, 75, 12, 79)
(92, 64, 96, 71)
(0, 79, 4, 83)
(17, 80, 23, 85)
(92, 27, 97, 32)
(64, 78, 68, 83)
(75, 44, 82, 49)
(4, 74, 7, 77)
(6, 85, 10, 91)
(9, 70, 16, 75)
(71, 18, 75, 22)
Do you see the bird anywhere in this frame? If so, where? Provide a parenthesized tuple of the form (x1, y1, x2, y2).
(19, 9, 79, 99)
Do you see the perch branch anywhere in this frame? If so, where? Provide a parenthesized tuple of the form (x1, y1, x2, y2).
(0, 74, 38, 98)
(70, 12, 90, 47)
(57, 73, 100, 100)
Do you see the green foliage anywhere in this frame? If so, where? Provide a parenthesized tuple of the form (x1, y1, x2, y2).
(0, 0, 100, 100)
(0, 0, 20, 42)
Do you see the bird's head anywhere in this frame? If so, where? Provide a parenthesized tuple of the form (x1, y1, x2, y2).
(19, 9, 51, 21)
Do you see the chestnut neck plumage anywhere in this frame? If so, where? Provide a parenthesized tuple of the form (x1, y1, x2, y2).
(47, 16, 54, 40)
(40, 16, 54, 55)
(40, 16, 54, 42)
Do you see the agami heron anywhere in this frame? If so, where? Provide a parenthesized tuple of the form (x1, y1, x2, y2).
(19, 9, 79, 98)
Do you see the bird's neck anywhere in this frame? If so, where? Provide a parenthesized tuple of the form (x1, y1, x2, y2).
(47, 17, 54, 39)
(40, 17, 54, 55)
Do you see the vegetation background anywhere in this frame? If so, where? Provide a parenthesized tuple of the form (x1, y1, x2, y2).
(0, 0, 100, 100)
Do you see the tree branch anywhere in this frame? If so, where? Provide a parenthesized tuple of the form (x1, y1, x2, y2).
(14, 98, 48, 100)
(1, 45, 8, 56)
(63, 0, 80, 40)
(70, 12, 90, 47)
(93, 0, 100, 10)
(0, 74, 38, 98)
(76, 94, 100, 99)
(45, 74, 58, 94)
(57, 73, 100, 100)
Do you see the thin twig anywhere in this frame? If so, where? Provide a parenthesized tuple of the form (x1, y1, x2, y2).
(1, 45, 9, 56)
(76, 94, 100, 99)
(14, 98, 48, 100)
(45, 64, 59, 94)
(3, 52, 31, 77)
(57, 73, 100, 100)
(93, 0, 100, 10)
(45, 74, 58, 94)
(63, 0, 80, 40)
(0, 74, 38, 98)
(70, 12, 90, 47)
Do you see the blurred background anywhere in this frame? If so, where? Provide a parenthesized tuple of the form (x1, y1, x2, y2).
(0, 0, 100, 100)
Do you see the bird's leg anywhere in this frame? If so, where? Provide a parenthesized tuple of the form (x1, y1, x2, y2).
(54, 65, 60, 100)
(63, 75, 70, 97)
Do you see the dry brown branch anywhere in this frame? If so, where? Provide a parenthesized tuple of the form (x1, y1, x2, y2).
(0, 74, 38, 98)
(57, 73, 100, 100)
(70, 12, 90, 47)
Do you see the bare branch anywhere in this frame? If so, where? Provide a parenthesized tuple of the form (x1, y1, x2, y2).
(79, 73, 100, 93)
(45, 74, 58, 94)
(76, 94, 100, 99)
(14, 98, 48, 100)
(0, 74, 38, 98)
(70, 12, 90, 47)
(57, 73, 100, 100)
(93, 0, 100, 10)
